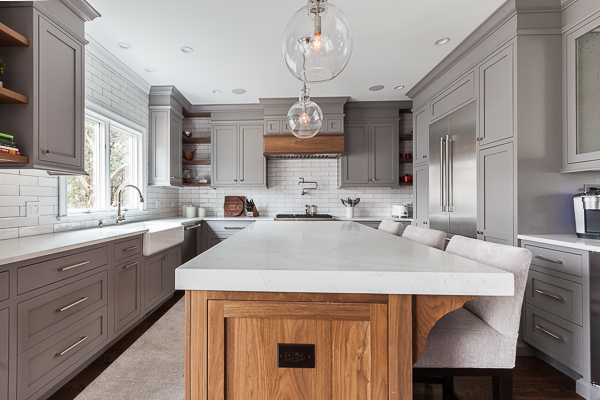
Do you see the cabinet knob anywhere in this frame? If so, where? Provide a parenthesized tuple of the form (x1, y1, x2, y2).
(234, 179, 237, 182)
(423, 221, 427, 225)
(370, 178, 377, 182)
(164, 255, 169, 259)
(423, 155, 427, 158)
(477, 230, 483, 235)
(43, 149, 50, 155)
(476, 137, 482, 142)
(240, 179, 244, 182)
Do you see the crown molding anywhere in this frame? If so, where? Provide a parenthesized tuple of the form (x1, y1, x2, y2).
(190, 103, 264, 113)
(149, 86, 192, 111)
(60, 0, 100, 21)
(86, 35, 151, 94)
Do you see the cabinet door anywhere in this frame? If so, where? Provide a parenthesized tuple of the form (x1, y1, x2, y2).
(479, 45, 514, 146)
(37, 16, 83, 168)
(170, 113, 183, 186)
(478, 142, 514, 245)
(114, 260, 141, 334)
(0, 308, 6, 400)
(414, 164, 429, 228)
(144, 254, 164, 311)
(149, 109, 170, 186)
(162, 247, 179, 297)
(239, 125, 266, 187)
(212, 125, 239, 187)
(339, 123, 369, 187)
(370, 122, 398, 185)
(414, 107, 429, 164)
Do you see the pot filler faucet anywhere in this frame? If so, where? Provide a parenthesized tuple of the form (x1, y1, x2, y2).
(114, 185, 144, 225)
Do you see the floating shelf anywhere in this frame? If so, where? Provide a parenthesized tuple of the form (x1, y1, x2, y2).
(399, 135, 413, 141)
(0, 22, 30, 47)
(182, 183, 211, 187)
(183, 159, 211, 165)
(0, 87, 29, 104)
(399, 182, 413, 186)
(0, 152, 28, 163)
(399, 159, 413, 163)
(182, 135, 211, 144)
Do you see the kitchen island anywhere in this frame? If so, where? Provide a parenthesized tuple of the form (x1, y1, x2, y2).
(176, 221, 514, 400)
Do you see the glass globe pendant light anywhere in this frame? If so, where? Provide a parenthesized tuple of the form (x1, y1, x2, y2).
(287, 83, 323, 138)
(282, 0, 353, 84)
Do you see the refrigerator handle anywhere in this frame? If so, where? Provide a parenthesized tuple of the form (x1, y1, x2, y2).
(446, 135, 454, 212)
(440, 136, 445, 212)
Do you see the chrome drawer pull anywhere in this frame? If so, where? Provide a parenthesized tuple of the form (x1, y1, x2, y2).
(535, 325, 563, 341)
(535, 289, 564, 301)
(224, 227, 245, 230)
(123, 246, 139, 252)
(56, 336, 88, 356)
(57, 297, 88, 313)
(534, 255, 563, 264)
(58, 261, 90, 272)
(123, 262, 138, 270)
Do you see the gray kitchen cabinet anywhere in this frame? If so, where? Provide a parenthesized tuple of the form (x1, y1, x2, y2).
(202, 221, 254, 252)
(0, 308, 7, 400)
(430, 71, 475, 123)
(149, 106, 183, 187)
(143, 246, 180, 313)
(478, 44, 514, 146)
(0, 271, 8, 303)
(211, 123, 266, 188)
(339, 121, 399, 188)
(477, 142, 514, 245)
(413, 164, 429, 228)
(114, 259, 141, 334)
(413, 106, 429, 165)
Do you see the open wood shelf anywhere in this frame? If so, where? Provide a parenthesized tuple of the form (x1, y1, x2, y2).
(0, 152, 28, 163)
(399, 135, 413, 141)
(399, 182, 413, 186)
(183, 159, 211, 165)
(182, 183, 211, 187)
(0, 22, 30, 47)
(182, 135, 211, 144)
(0, 87, 29, 104)
(399, 158, 413, 163)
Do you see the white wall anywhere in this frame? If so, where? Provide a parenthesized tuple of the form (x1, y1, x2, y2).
(0, 49, 179, 240)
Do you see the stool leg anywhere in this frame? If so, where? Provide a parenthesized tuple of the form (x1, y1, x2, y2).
(493, 370, 513, 400)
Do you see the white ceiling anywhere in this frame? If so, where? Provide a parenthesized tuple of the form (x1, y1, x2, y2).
(85, 0, 506, 105)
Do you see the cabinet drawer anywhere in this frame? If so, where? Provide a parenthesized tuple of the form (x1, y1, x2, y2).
(0, 308, 8, 365)
(430, 71, 475, 121)
(114, 237, 142, 262)
(17, 246, 108, 295)
(525, 244, 583, 278)
(0, 271, 8, 302)
(0, 361, 7, 400)
(206, 221, 255, 233)
(17, 307, 107, 400)
(18, 271, 107, 353)
(524, 304, 583, 370)
(526, 270, 582, 325)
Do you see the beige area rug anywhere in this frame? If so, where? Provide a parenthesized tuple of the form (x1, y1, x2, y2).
(75, 298, 186, 400)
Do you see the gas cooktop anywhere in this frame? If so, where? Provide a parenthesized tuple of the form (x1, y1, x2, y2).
(274, 214, 337, 221)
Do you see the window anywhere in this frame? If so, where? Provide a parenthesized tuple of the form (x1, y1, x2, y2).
(64, 108, 144, 215)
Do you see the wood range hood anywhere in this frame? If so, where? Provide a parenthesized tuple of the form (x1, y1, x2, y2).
(263, 134, 345, 159)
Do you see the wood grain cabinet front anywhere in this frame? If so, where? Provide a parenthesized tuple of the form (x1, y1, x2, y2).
(114, 259, 142, 334)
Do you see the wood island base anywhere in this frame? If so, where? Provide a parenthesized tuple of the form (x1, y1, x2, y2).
(185, 290, 474, 400)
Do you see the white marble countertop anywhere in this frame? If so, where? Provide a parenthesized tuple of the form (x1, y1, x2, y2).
(0, 217, 202, 266)
(518, 233, 600, 252)
(176, 221, 514, 296)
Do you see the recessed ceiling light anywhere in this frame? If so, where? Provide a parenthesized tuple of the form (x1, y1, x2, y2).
(232, 89, 246, 95)
(394, 85, 405, 90)
(117, 42, 131, 49)
(181, 46, 194, 53)
(213, 90, 222, 94)
(368, 85, 384, 91)
(434, 37, 451, 46)
(145, 68, 156, 73)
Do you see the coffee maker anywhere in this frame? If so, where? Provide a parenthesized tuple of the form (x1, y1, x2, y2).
(574, 184, 600, 238)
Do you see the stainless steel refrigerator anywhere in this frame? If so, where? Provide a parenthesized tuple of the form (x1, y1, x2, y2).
(428, 102, 477, 238)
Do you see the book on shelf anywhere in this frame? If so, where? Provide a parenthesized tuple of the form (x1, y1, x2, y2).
(0, 146, 20, 155)
(0, 133, 14, 140)
(0, 138, 18, 148)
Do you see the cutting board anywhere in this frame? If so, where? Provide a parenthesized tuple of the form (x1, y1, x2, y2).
(224, 196, 245, 217)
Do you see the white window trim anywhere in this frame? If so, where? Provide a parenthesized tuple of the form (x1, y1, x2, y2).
(59, 102, 148, 218)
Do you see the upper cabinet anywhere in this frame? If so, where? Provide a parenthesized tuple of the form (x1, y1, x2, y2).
(563, 15, 600, 172)
(148, 106, 183, 187)
(0, 2, 99, 174)
(212, 123, 266, 188)
(413, 105, 429, 165)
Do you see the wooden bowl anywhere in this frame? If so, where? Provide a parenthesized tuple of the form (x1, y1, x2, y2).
(182, 150, 197, 161)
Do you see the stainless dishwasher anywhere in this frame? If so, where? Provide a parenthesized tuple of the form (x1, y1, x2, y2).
(182, 221, 202, 264)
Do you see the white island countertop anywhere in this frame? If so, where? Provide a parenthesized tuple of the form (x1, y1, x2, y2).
(176, 221, 514, 296)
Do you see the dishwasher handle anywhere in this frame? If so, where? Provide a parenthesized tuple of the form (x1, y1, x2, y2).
(185, 224, 201, 231)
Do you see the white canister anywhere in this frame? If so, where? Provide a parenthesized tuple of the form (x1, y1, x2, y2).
(185, 206, 197, 218)
(197, 207, 206, 218)
(346, 207, 354, 219)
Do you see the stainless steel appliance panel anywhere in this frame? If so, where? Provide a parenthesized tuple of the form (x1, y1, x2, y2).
(182, 222, 201, 264)
(428, 116, 450, 234)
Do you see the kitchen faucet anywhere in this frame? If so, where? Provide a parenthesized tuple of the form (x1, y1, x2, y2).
(114, 185, 144, 225)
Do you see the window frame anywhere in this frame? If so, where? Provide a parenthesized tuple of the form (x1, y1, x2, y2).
(59, 102, 148, 217)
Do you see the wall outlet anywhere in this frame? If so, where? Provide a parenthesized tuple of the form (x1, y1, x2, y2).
(26, 201, 40, 217)
(156, 200, 161, 209)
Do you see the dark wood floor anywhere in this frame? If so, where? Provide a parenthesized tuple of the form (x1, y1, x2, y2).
(48, 291, 185, 400)
(49, 290, 583, 400)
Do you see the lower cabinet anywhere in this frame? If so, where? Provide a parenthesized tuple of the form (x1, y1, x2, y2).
(114, 259, 142, 334)
(0, 308, 8, 400)
(413, 164, 429, 228)
(144, 246, 180, 312)
(202, 221, 255, 252)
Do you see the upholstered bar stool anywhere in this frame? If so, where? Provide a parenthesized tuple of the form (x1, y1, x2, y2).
(378, 219, 405, 236)
(413, 235, 532, 400)
(402, 225, 447, 250)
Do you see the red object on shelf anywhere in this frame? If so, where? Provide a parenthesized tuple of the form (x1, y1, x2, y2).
(400, 174, 413, 183)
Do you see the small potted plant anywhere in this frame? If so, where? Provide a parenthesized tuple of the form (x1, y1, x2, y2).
(0, 56, 5, 88)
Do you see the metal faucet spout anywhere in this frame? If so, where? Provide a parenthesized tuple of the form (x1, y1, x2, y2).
(114, 185, 144, 225)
